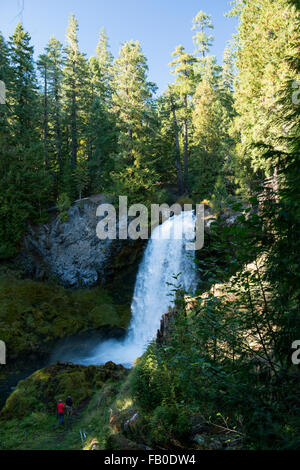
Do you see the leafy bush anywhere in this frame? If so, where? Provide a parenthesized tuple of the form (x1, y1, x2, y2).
(149, 405, 190, 445)
(130, 348, 168, 411)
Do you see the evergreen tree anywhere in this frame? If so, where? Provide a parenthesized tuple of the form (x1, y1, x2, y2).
(46, 37, 64, 181)
(192, 11, 214, 59)
(0, 24, 50, 258)
(87, 29, 117, 194)
(222, 42, 235, 93)
(0, 33, 11, 135)
(90, 28, 114, 103)
(110, 41, 159, 203)
(169, 46, 196, 190)
(9, 23, 40, 145)
(63, 14, 89, 173)
(160, 87, 184, 195)
(112, 41, 156, 162)
(37, 54, 51, 167)
(232, 0, 300, 193)
(190, 78, 232, 200)
(85, 94, 117, 194)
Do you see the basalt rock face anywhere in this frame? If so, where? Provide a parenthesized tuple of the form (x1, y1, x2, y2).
(20, 198, 144, 288)
(19, 200, 239, 289)
(156, 307, 177, 345)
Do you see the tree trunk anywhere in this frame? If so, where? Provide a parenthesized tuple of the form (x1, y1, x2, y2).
(126, 85, 133, 163)
(71, 60, 78, 170)
(43, 68, 49, 167)
(71, 89, 77, 169)
(171, 99, 184, 195)
(183, 95, 189, 191)
(54, 78, 63, 175)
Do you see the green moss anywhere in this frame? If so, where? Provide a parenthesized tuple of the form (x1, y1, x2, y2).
(0, 362, 129, 450)
(0, 269, 131, 365)
(0, 363, 128, 421)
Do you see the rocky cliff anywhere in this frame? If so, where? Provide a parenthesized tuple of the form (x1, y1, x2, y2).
(19, 198, 145, 288)
(18, 198, 240, 289)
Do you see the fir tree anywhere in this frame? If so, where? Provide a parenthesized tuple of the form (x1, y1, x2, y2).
(111, 40, 158, 202)
(63, 14, 89, 172)
(37, 54, 51, 167)
(0, 24, 50, 258)
(46, 37, 64, 180)
(192, 11, 214, 59)
(170, 46, 196, 190)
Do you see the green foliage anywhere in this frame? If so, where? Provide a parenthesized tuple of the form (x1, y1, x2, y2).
(130, 348, 168, 411)
(148, 405, 190, 445)
(0, 11, 235, 253)
(192, 11, 214, 58)
(57, 192, 71, 222)
(73, 162, 89, 200)
(1, 363, 124, 420)
(0, 363, 128, 450)
(0, 269, 130, 364)
(211, 174, 231, 215)
(0, 24, 51, 258)
(109, 40, 161, 202)
(232, 0, 300, 192)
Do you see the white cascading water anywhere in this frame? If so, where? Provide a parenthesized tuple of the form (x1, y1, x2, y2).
(73, 211, 197, 367)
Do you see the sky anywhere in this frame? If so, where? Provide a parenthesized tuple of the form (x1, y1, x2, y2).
(0, 0, 238, 94)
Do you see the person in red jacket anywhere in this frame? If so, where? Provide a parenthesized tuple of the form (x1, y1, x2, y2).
(57, 400, 65, 426)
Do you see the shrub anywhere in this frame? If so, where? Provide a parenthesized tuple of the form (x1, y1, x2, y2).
(130, 348, 169, 412)
(57, 193, 71, 222)
(149, 405, 190, 445)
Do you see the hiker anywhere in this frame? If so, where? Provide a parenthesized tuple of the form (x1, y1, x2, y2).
(57, 400, 65, 425)
(66, 395, 73, 418)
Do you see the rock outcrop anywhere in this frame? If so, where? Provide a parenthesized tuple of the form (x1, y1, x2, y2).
(156, 307, 176, 345)
(20, 198, 145, 288)
(19, 198, 241, 289)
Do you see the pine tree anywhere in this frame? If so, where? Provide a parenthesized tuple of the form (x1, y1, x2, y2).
(192, 11, 214, 59)
(112, 41, 156, 157)
(111, 41, 158, 202)
(163, 87, 184, 195)
(86, 29, 117, 194)
(170, 46, 196, 191)
(232, 0, 300, 192)
(0, 33, 11, 135)
(190, 78, 230, 200)
(63, 14, 89, 172)
(188, 17, 235, 202)
(46, 37, 64, 180)
(0, 24, 50, 258)
(9, 23, 40, 144)
(222, 43, 235, 93)
(90, 28, 114, 103)
(37, 54, 51, 167)
(85, 94, 117, 194)
(0, 33, 10, 98)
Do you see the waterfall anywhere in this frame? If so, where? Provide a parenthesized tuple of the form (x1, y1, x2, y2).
(65, 210, 196, 368)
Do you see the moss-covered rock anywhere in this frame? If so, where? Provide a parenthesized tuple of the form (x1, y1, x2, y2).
(0, 268, 131, 367)
(0, 362, 129, 421)
(0, 362, 129, 450)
